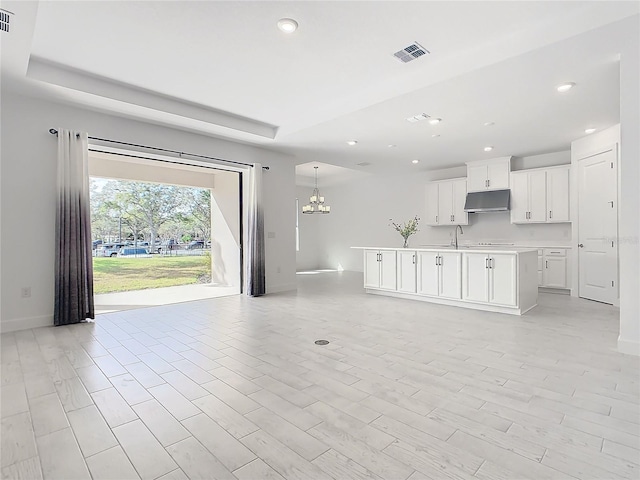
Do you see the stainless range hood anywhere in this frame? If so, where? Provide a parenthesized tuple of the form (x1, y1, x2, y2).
(464, 189, 510, 213)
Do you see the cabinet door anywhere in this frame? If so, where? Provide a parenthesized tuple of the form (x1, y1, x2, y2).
(451, 179, 468, 225)
(417, 251, 439, 296)
(379, 250, 397, 290)
(438, 182, 454, 225)
(397, 251, 417, 293)
(488, 254, 517, 306)
(425, 183, 440, 225)
(364, 250, 381, 288)
(547, 167, 570, 222)
(467, 165, 488, 192)
(510, 172, 529, 223)
(487, 161, 510, 190)
(528, 171, 547, 222)
(462, 253, 489, 302)
(439, 252, 462, 299)
(543, 257, 567, 288)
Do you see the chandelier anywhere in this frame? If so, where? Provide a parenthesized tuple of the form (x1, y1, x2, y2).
(302, 166, 331, 214)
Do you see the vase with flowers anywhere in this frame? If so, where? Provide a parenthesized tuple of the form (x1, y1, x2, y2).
(390, 216, 420, 248)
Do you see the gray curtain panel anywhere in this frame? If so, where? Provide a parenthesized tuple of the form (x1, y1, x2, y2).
(54, 129, 95, 326)
(247, 163, 266, 296)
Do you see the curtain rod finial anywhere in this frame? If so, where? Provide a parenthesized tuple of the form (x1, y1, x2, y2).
(49, 128, 58, 135)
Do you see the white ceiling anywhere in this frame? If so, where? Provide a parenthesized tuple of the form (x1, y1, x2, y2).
(2, 1, 638, 177)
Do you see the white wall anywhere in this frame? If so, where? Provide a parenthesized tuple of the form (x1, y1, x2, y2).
(618, 15, 640, 356)
(314, 153, 572, 273)
(0, 92, 297, 331)
(295, 186, 322, 271)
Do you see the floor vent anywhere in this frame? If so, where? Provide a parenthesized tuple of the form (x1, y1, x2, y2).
(314, 340, 329, 345)
(393, 42, 429, 63)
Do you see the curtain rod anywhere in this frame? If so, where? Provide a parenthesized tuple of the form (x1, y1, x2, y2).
(48, 128, 269, 170)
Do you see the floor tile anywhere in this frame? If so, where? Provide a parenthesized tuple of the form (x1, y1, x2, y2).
(91, 388, 138, 428)
(166, 437, 235, 480)
(132, 399, 191, 447)
(85, 446, 140, 480)
(67, 405, 118, 457)
(1, 412, 37, 468)
(28, 393, 69, 437)
(36, 427, 91, 479)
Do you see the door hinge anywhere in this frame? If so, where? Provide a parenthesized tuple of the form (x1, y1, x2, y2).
(612, 280, 615, 287)
(611, 162, 614, 168)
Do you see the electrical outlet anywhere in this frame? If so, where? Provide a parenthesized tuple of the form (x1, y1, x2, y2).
(20, 287, 31, 298)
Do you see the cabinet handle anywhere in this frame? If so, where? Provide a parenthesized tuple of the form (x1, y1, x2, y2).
(546, 260, 548, 269)
(435, 255, 439, 266)
(485, 258, 489, 269)
(412, 254, 416, 265)
(549, 210, 552, 219)
(439, 256, 442, 266)
(451, 214, 454, 222)
(487, 179, 490, 187)
(435, 215, 438, 223)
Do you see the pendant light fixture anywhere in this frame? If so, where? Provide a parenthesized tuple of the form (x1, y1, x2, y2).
(302, 166, 331, 214)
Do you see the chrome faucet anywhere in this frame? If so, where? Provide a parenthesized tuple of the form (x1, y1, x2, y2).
(453, 225, 464, 249)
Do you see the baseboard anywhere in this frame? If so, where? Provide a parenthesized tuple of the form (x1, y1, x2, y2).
(618, 336, 640, 356)
(1, 315, 53, 333)
(266, 282, 297, 294)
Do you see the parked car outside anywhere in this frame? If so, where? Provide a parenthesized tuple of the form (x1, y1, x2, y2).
(92, 239, 103, 250)
(186, 240, 205, 250)
(158, 239, 178, 253)
(99, 243, 127, 257)
(117, 247, 150, 257)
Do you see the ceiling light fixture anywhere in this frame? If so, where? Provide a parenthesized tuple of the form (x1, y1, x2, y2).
(277, 18, 298, 33)
(302, 167, 330, 214)
(432, 134, 440, 138)
(556, 82, 575, 93)
(406, 113, 430, 123)
(388, 144, 396, 148)
(428, 118, 442, 125)
(346, 140, 358, 146)
(584, 128, 596, 134)
(412, 159, 420, 164)
(484, 146, 494, 152)
(483, 122, 495, 127)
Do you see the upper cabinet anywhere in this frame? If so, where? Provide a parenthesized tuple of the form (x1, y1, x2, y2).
(425, 178, 468, 226)
(466, 157, 512, 192)
(510, 165, 571, 224)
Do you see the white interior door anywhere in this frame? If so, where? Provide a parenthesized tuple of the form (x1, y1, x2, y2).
(578, 148, 618, 304)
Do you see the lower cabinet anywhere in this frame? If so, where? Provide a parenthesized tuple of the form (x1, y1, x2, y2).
(364, 249, 397, 290)
(397, 250, 417, 293)
(537, 248, 569, 289)
(417, 251, 461, 299)
(462, 252, 517, 306)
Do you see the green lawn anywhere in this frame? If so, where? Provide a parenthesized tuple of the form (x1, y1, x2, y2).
(93, 255, 211, 294)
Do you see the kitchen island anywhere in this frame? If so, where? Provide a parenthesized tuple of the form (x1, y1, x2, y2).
(353, 246, 538, 315)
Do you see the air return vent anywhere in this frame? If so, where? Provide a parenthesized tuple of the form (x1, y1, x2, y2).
(0, 9, 13, 33)
(393, 42, 429, 63)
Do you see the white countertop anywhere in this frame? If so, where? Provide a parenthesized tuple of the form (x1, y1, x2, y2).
(352, 246, 538, 254)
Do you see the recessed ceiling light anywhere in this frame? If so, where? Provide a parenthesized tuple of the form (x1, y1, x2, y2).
(585, 128, 596, 134)
(431, 134, 440, 138)
(388, 144, 396, 148)
(483, 122, 495, 127)
(556, 82, 575, 93)
(346, 140, 358, 146)
(412, 159, 420, 164)
(277, 18, 298, 33)
(484, 146, 494, 152)
(429, 118, 442, 125)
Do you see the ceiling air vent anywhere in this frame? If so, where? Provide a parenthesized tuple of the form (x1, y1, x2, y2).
(0, 9, 13, 33)
(393, 42, 429, 63)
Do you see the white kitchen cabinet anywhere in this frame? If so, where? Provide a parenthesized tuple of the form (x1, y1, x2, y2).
(425, 182, 439, 226)
(462, 252, 517, 306)
(466, 157, 512, 192)
(546, 166, 570, 222)
(542, 248, 568, 288)
(364, 250, 396, 290)
(510, 170, 547, 223)
(397, 250, 417, 293)
(417, 251, 461, 299)
(425, 178, 468, 226)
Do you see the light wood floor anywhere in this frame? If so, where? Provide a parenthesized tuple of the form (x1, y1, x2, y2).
(2, 271, 639, 479)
